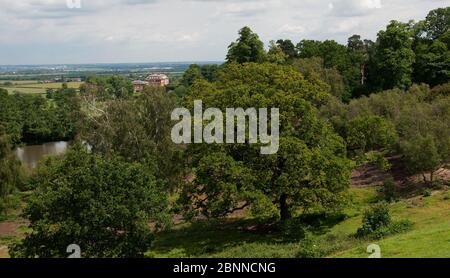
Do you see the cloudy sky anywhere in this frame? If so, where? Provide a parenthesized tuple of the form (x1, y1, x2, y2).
(0, 0, 448, 65)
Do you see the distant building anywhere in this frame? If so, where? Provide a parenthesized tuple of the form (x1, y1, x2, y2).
(132, 80, 150, 92)
(146, 73, 170, 87)
(132, 73, 169, 92)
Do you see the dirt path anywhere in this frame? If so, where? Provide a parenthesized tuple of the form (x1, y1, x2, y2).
(0, 222, 22, 258)
(0, 222, 21, 236)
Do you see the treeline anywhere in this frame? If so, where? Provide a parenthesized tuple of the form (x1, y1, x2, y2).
(80, 76, 134, 100)
(177, 7, 449, 101)
(0, 125, 23, 215)
(0, 87, 80, 145)
(321, 83, 450, 182)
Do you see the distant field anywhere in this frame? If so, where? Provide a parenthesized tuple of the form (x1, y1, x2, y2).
(1, 87, 46, 94)
(0, 81, 83, 94)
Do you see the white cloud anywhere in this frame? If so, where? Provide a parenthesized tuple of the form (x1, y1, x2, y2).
(329, 18, 360, 33)
(0, 0, 449, 64)
(278, 24, 306, 36)
(329, 0, 383, 17)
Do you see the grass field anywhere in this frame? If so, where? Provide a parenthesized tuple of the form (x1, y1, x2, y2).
(147, 188, 450, 258)
(1, 186, 449, 258)
(0, 81, 83, 94)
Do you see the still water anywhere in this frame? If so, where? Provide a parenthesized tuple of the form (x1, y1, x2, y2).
(15, 141, 69, 169)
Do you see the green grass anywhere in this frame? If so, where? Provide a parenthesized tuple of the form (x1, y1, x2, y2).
(149, 188, 450, 258)
(332, 191, 450, 258)
(1, 186, 449, 258)
(19, 82, 83, 89)
(1, 87, 46, 94)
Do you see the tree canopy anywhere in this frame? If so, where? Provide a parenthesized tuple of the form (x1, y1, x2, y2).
(226, 27, 266, 64)
(179, 63, 352, 221)
(10, 144, 169, 258)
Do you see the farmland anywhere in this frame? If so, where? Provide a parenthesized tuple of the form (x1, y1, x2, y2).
(0, 81, 83, 94)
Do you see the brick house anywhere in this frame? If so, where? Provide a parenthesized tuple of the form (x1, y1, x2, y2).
(146, 73, 170, 86)
(132, 80, 149, 92)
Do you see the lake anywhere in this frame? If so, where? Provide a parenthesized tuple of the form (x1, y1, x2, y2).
(15, 141, 69, 169)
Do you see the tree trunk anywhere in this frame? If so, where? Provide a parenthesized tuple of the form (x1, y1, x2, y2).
(279, 194, 291, 221)
(360, 64, 366, 85)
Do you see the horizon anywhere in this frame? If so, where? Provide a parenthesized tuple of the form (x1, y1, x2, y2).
(0, 61, 224, 67)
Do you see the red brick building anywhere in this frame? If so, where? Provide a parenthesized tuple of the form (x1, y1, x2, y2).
(146, 73, 170, 86)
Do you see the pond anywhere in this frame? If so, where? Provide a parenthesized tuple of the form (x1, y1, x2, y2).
(15, 141, 69, 169)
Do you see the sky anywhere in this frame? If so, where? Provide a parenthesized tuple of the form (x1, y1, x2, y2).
(0, 0, 449, 65)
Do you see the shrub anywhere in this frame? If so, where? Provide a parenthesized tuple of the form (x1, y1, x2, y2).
(423, 189, 432, 197)
(357, 202, 392, 237)
(356, 202, 413, 239)
(389, 220, 414, 234)
(280, 218, 306, 240)
(296, 233, 323, 258)
(381, 178, 397, 202)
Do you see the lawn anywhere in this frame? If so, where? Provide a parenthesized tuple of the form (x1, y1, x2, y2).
(332, 191, 450, 258)
(1, 187, 449, 258)
(149, 188, 450, 258)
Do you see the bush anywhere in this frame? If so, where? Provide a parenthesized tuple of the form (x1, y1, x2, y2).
(423, 189, 432, 197)
(381, 178, 397, 202)
(389, 220, 414, 234)
(280, 218, 306, 240)
(296, 233, 323, 258)
(357, 202, 392, 237)
(356, 202, 413, 239)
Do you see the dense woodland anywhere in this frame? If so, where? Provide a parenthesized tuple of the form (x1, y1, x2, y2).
(0, 7, 449, 258)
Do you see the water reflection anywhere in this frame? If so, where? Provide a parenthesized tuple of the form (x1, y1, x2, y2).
(15, 141, 69, 169)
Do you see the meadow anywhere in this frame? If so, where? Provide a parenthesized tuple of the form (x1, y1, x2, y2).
(0, 81, 83, 94)
(144, 187, 450, 258)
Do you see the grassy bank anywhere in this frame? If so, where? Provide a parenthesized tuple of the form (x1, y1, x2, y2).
(148, 188, 450, 258)
(1, 187, 449, 258)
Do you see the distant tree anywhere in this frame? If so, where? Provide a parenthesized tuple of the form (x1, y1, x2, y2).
(422, 7, 450, 40)
(401, 135, 442, 183)
(0, 89, 22, 144)
(181, 64, 220, 87)
(82, 86, 183, 186)
(276, 39, 298, 60)
(226, 27, 266, 64)
(181, 64, 203, 87)
(296, 39, 358, 98)
(346, 115, 398, 153)
(414, 39, 450, 86)
(370, 21, 415, 90)
(81, 76, 134, 99)
(200, 64, 220, 83)
(0, 124, 23, 215)
(347, 35, 374, 87)
(292, 57, 346, 100)
(267, 41, 287, 65)
(9, 144, 169, 258)
(296, 40, 322, 58)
